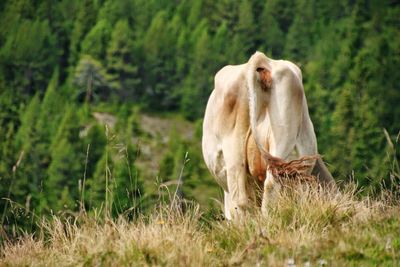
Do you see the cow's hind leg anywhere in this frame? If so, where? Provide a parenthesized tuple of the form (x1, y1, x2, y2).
(295, 116, 335, 186)
(261, 171, 281, 216)
(261, 136, 297, 216)
(224, 191, 232, 220)
(222, 135, 250, 219)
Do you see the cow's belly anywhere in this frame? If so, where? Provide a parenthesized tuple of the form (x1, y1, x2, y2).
(202, 137, 228, 191)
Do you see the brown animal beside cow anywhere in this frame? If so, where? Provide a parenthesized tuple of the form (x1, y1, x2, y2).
(202, 51, 335, 220)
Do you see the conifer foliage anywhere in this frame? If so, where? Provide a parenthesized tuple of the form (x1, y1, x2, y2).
(0, 0, 399, 233)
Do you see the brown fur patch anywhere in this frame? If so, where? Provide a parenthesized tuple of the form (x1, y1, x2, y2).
(257, 68, 272, 91)
(245, 129, 268, 183)
(246, 127, 318, 184)
(224, 91, 237, 113)
(265, 154, 320, 184)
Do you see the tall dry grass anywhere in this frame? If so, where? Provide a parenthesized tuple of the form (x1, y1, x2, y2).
(1, 182, 398, 266)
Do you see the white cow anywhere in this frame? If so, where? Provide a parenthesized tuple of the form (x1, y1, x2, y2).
(202, 51, 334, 219)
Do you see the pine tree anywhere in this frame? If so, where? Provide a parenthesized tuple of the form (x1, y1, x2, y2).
(46, 138, 82, 212)
(284, 0, 315, 61)
(351, 93, 385, 186)
(142, 11, 179, 110)
(0, 0, 35, 44)
(258, 4, 285, 57)
(68, 0, 98, 68)
(158, 129, 183, 180)
(12, 94, 44, 213)
(187, 0, 203, 28)
(231, 0, 255, 61)
(14, 94, 41, 150)
(206, 0, 238, 32)
(0, 123, 18, 221)
(86, 148, 110, 210)
(181, 26, 212, 120)
(106, 19, 140, 100)
(81, 19, 112, 61)
(73, 55, 110, 102)
(326, 85, 356, 180)
(211, 22, 229, 67)
(126, 106, 142, 138)
(97, 0, 135, 26)
(35, 68, 64, 145)
(112, 144, 143, 217)
(45, 105, 84, 212)
(82, 123, 107, 182)
(0, 19, 57, 94)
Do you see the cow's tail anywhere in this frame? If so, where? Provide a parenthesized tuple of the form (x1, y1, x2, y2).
(246, 52, 280, 165)
(246, 52, 317, 180)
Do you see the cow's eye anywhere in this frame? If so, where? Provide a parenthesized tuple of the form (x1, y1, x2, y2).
(256, 67, 265, 72)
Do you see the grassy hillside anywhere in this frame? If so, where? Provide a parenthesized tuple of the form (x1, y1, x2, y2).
(1, 184, 399, 266)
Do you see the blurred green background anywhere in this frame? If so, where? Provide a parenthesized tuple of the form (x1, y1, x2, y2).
(0, 0, 399, 234)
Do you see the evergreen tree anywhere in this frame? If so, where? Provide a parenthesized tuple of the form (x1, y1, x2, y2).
(0, 19, 57, 94)
(158, 130, 181, 181)
(46, 138, 81, 212)
(81, 19, 112, 61)
(12, 94, 44, 213)
(181, 26, 212, 120)
(284, 0, 315, 61)
(106, 19, 140, 100)
(326, 85, 356, 179)
(0, 0, 35, 44)
(351, 93, 385, 186)
(97, 0, 135, 26)
(230, 0, 255, 62)
(126, 106, 142, 138)
(258, 4, 285, 56)
(187, 0, 203, 28)
(206, 0, 238, 32)
(0, 123, 18, 222)
(112, 144, 143, 216)
(35, 68, 63, 145)
(73, 55, 110, 102)
(86, 148, 110, 210)
(68, 0, 98, 68)
(142, 11, 179, 110)
(45, 105, 84, 212)
(211, 22, 229, 67)
(14, 94, 41, 150)
(82, 124, 107, 182)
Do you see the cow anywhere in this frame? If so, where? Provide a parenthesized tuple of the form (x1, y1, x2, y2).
(202, 51, 334, 220)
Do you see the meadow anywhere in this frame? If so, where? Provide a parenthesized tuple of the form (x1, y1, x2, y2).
(1, 183, 399, 266)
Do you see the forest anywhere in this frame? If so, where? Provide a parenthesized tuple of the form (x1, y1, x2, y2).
(0, 0, 399, 238)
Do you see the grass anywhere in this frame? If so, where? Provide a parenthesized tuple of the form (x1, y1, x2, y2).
(1, 183, 399, 266)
